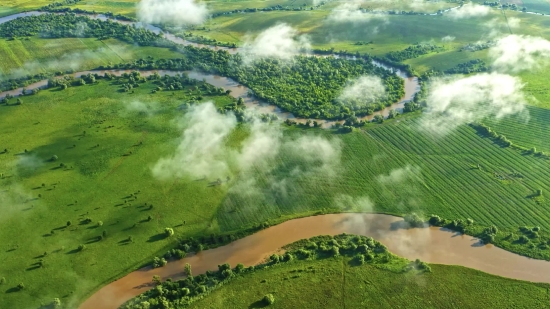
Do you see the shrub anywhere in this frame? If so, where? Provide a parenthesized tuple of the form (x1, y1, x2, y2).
(0, 277, 5, 285)
(52, 298, 61, 308)
(331, 246, 340, 257)
(164, 227, 174, 237)
(519, 235, 530, 243)
(270, 254, 280, 264)
(429, 215, 442, 225)
(355, 254, 365, 265)
(152, 257, 167, 268)
(97, 221, 103, 227)
(51, 155, 58, 161)
(78, 244, 86, 252)
(263, 294, 275, 305)
(533, 226, 541, 232)
(197, 285, 207, 294)
(235, 263, 245, 273)
(66, 221, 71, 227)
(181, 288, 190, 296)
(404, 213, 425, 228)
(17, 283, 25, 290)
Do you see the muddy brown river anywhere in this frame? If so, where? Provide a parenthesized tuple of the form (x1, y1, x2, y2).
(79, 213, 550, 309)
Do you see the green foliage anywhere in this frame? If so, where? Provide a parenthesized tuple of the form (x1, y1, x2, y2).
(384, 44, 444, 62)
(263, 293, 275, 305)
(164, 227, 174, 237)
(404, 213, 425, 228)
(152, 257, 167, 268)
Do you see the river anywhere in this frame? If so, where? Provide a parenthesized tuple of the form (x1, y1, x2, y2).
(0, 11, 419, 128)
(1, 10, 546, 309)
(79, 213, 550, 309)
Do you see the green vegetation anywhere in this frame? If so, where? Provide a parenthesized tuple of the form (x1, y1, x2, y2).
(0, 76, 236, 308)
(121, 234, 420, 309)
(115, 234, 550, 309)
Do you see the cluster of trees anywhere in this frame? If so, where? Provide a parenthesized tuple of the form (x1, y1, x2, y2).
(384, 44, 444, 62)
(123, 234, 397, 309)
(0, 14, 166, 46)
(211, 2, 327, 18)
(483, 1, 526, 11)
(40, 0, 82, 10)
(444, 59, 487, 74)
(229, 55, 404, 119)
(109, 49, 405, 120)
(175, 33, 237, 48)
(460, 40, 495, 52)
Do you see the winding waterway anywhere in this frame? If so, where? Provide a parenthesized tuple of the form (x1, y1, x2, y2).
(2, 11, 549, 309)
(0, 11, 419, 128)
(80, 213, 550, 309)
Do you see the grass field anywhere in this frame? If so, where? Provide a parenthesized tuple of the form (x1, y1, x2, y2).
(188, 255, 550, 308)
(0, 80, 236, 308)
(0, 37, 183, 76)
(217, 113, 550, 233)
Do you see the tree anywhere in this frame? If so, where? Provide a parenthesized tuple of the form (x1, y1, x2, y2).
(52, 298, 61, 308)
(17, 283, 25, 290)
(184, 263, 192, 277)
(404, 213, 425, 228)
(164, 227, 174, 237)
(0, 277, 5, 285)
(78, 244, 86, 252)
(16, 98, 22, 105)
(152, 275, 161, 285)
(66, 220, 72, 227)
(263, 294, 275, 305)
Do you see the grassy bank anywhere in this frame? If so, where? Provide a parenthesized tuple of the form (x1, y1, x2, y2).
(180, 235, 549, 309)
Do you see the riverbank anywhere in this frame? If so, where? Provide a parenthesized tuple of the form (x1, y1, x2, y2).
(80, 213, 550, 309)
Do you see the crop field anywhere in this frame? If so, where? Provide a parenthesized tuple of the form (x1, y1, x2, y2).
(0, 80, 236, 308)
(0, 37, 182, 76)
(188, 255, 550, 308)
(217, 116, 550, 232)
(483, 106, 550, 153)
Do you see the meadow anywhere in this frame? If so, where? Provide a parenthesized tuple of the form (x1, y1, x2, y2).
(0, 37, 182, 76)
(188, 253, 550, 308)
(0, 78, 236, 308)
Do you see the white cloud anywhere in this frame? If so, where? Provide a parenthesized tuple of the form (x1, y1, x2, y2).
(237, 118, 282, 171)
(489, 34, 550, 73)
(328, 1, 388, 24)
(152, 102, 237, 179)
(242, 24, 310, 63)
(420, 73, 528, 136)
(377, 165, 421, 184)
(137, 0, 209, 26)
(338, 75, 386, 106)
(441, 35, 455, 42)
(446, 3, 490, 19)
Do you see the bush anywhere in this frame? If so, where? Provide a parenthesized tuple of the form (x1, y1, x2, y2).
(355, 254, 365, 265)
(429, 215, 442, 225)
(78, 244, 86, 252)
(17, 283, 24, 290)
(331, 246, 340, 257)
(52, 298, 61, 308)
(263, 293, 275, 305)
(164, 227, 174, 237)
(0, 277, 5, 285)
(404, 213, 425, 228)
(152, 257, 167, 268)
(97, 221, 103, 227)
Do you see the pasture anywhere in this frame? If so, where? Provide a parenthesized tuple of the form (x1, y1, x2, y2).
(188, 255, 550, 308)
(0, 78, 236, 308)
(0, 37, 182, 76)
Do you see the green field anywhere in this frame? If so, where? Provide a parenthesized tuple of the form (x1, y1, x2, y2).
(3, 76, 550, 307)
(0, 79, 236, 308)
(188, 256, 549, 308)
(0, 37, 182, 76)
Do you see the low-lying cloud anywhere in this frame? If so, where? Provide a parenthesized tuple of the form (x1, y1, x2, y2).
(241, 24, 310, 63)
(338, 75, 386, 106)
(327, 1, 388, 24)
(489, 34, 550, 73)
(446, 3, 490, 19)
(152, 102, 237, 179)
(441, 35, 455, 42)
(377, 165, 421, 184)
(420, 73, 528, 136)
(137, 0, 209, 26)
